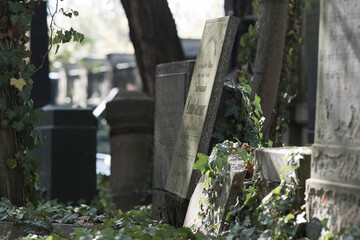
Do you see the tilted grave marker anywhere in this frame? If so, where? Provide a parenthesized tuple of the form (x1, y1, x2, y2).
(165, 16, 239, 225)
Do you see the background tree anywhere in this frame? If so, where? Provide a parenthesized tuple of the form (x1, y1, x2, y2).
(120, 0, 185, 98)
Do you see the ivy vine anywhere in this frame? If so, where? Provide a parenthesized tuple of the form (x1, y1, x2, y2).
(0, 0, 84, 206)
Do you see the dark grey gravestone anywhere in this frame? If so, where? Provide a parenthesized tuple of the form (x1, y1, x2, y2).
(165, 16, 240, 226)
(306, 0, 360, 234)
(34, 106, 97, 202)
(153, 60, 195, 221)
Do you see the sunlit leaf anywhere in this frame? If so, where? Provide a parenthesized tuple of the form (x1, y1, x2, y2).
(10, 77, 26, 91)
(7, 158, 17, 169)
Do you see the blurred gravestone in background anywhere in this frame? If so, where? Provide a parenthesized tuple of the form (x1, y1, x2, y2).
(106, 91, 154, 211)
(34, 106, 97, 202)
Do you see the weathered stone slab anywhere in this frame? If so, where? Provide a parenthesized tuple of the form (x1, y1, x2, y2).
(105, 91, 154, 211)
(255, 147, 311, 185)
(165, 16, 240, 200)
(255, 147, 311, 205)
(183, 155, 246, 235)
(152, 61, 195, 220)
(306, 0, 360, 234)
(306, 179, 360, 233)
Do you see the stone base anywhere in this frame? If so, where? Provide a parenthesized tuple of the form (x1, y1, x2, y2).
(152, 189, 168, 222)
(306, 178, 360, 234)
(111, 192, 151, 212)
(164, 192, 189, 228)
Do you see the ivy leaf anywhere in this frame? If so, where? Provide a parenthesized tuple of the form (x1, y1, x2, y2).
(272, 185, 282, 195)
(225, 99, 240, 119)
(0, 98, 6, 111)
(12, 120, 24, 132)
(284, 213, 295, 222)
(9, 2, 23, 14)
(6, 109, 17, 121)
(18, 87, 31, 101)
(193, 153, 209, 174)
(31, 158, 41, 168)
(7, 159, 17, 169)
(10, 77, 26, 91)
(30, 109, 46, 125)
(253, 94, 263, 114)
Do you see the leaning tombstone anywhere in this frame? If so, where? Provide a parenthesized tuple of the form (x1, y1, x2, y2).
(153, 60, 195, 221)
(306, 0, 360, 234)
(165, 16, 240, 227)
(105, 91, 154, 211)
(183, 149, 246, 235)
(34, 106, 97, 202)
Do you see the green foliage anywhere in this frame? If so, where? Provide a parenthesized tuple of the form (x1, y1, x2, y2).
(193, 140, 256, 235)
(0, 0, 84, 206)
(225, 149, 310, 240)
(213, 81, 264, 148)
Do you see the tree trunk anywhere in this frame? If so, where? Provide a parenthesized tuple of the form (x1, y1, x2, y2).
(251, 0, 289, 141)
(0, 1, 25, 206)
(0, 105, 24, 206)
(121, 0, 184, 98)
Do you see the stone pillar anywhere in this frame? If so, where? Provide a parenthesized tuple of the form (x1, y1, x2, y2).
(306, 0, 360, 234)
(105, 91, 154, 211)
(34, 106, 97, 202)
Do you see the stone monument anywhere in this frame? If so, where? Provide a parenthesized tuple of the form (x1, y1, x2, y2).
(306, 0, 360, 234)
(153, 60, 195, 220)
(105, 91, 154, 211)
(165, 16, 240, 226)
(34, 106, 97, 202)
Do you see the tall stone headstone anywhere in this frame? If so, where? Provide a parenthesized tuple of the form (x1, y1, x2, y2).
(105, 91, 154, 211)
(306, 0, 360, 234)
(152, 60, 195, 220)
(165, 16, 239, 226)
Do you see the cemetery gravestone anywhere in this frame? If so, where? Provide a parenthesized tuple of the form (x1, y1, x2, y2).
(183, 154, 246, 235)
(306, 0, 360, 234)
(34, 106, 97, 202)
(255, 147, 311, 206)
(105, 91, 154, 211)
(165, 16, 239, 226)
(153, 60, 195, 220)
